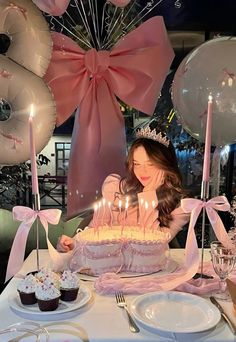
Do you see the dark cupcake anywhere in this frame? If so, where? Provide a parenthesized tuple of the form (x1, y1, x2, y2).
(60, 270, 80, 302)
(35, 280, 61, 312)
(17, 274, 38, 305)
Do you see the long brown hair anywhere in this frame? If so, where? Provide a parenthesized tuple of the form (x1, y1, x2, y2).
(119, 137, 185, 227)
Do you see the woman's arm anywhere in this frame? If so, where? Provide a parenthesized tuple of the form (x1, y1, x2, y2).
(168, 206, 190, 239)
(137, 190, 160, 229)
(90, 174, 121, 227)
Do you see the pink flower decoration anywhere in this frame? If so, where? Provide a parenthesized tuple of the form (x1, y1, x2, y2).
(32, 0, 70, 16)
(108, 0, 131, 8)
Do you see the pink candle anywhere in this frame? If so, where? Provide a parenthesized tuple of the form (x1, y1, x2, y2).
(202, 95, 213, 182)
(28, 104, 39, 195)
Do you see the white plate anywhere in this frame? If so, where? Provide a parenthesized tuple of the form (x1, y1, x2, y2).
(8, 284, 92, 318)
(79, 258, 178, 281)
(130, 291, 221, 334)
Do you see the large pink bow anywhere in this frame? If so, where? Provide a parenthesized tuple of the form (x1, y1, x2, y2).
(44, 16, 174, 218)
(181, 196, 232, 247)
(94, 196, 232, 294)
(32, 0, 70, 15)
(5, 206, 62, 282)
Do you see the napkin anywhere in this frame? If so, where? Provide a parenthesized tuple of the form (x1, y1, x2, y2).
(226, 278, 236, 306)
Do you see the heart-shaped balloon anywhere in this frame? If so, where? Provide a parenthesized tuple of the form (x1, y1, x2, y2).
(32, 0, 70, 16)
(108, 0, 131, 8)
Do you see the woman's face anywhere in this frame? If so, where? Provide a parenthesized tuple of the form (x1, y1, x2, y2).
(132, 146, 163, 187)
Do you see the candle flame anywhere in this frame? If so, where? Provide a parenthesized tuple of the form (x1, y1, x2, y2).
(208, 95, 213, 102)
(30, 104, 34, 118)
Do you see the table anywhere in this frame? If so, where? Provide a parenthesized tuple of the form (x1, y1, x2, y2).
(0, 249, 235, 341)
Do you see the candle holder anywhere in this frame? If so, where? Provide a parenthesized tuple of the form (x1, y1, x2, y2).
(32, 193, 40, 272)
(200, 180, 209, 278)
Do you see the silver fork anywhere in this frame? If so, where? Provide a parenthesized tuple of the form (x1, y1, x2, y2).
(115, 292, 140, 333)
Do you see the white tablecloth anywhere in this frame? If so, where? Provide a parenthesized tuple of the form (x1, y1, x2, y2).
(0, 249, 236, 341)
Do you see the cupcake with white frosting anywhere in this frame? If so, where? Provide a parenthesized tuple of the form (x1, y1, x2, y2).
(17, 274, 38, 305)
(35, 267, 60, 289)
(35, 279, 61, 311)
(60, 270, 80, 301)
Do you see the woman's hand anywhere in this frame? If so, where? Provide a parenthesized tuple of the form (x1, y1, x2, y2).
(57, 234, 75, 252)
(143, 170, 165, 192)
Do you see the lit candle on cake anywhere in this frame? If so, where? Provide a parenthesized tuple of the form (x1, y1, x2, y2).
(144, 201, 149, 236)
(101, 198, 106, 226)
(124, 196, 129, 227)
(28, 104, 39, 195)
(202, 95, 213, 183)
(118, 200, 122, 228)
(151, 200, 156, 233)
(93, 203, 98, 233)
(108, 201, 113, 227)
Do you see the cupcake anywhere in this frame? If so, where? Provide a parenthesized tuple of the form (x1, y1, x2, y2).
(17, 274, 38, 305)
(60, 270, 80, 301)
(35, 267, 60, 289)
(35, 279, 61, 311)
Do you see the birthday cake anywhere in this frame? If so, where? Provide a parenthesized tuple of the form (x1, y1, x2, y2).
(69, 226, 170, 275)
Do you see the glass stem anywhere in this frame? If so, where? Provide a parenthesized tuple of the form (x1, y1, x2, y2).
(219, 278, 226, 293)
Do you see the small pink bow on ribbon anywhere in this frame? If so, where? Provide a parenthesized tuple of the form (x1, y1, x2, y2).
(5, 206, 62, 282)
(32, 0, 70, 15)
(44, 16, 174, 217)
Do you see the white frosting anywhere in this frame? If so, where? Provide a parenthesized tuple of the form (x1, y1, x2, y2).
(36, 267, 60, 289)
(35, 279, 61, 300)
(60, 270, 80, 289)
(17, 274, 38, 293)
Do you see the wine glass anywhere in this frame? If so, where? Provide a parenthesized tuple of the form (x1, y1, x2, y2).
(210, 241, 236, 301)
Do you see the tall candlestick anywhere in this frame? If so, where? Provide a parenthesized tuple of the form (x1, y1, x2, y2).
(29, 104, 39, 195)
(200, 95, 213, 279)
(202, 95, 213, 182)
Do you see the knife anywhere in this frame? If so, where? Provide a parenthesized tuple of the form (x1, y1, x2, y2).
(210, 296, 236, 335)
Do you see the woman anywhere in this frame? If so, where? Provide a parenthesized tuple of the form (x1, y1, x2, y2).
(58, 129, 189, 252)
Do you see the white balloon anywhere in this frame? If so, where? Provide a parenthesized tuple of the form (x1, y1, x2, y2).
(172, 37, 236, 146)
(0, 56, 56, 165)
(0, 0, 52, 77)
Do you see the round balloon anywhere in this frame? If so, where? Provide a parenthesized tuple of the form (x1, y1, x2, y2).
(172, 36, 236, 146)
(0, 0, 52, 77)
(0, 55, 56, 165)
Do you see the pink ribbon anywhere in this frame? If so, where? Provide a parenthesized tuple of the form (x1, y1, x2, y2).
(44, 16, 174, 217)
(5, 206, 62, 282)
(94, 196, 232, 294)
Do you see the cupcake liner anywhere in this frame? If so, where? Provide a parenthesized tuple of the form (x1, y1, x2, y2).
(60, 288, 79, 302)
(37, 297, 60, 311)
(18, 291, 37, 305)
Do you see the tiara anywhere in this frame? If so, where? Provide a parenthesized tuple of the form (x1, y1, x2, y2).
(135, 127, 170, 147)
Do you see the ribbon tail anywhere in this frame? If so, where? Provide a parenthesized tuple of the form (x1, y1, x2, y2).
(39, 217, 69, 271)
(206, 207, 233, 247)
(5, 220, 34, 282)
(67, 80, 126, 218)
